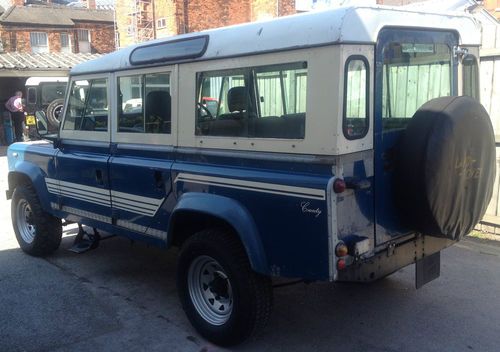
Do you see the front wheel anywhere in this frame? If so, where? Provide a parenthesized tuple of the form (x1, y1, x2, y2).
(177, 229, 273, 346)
(11, 184, 62, 256)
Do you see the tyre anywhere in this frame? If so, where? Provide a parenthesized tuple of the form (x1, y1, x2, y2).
(11, 184, 62, 256)
(177, 229, 273, 346)
(46, 98, 65, 128)
(395, 96, 496, 240)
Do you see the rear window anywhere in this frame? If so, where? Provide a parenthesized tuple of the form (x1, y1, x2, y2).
(382, 42, 452, 131)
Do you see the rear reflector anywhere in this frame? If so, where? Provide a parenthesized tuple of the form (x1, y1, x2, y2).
(337, 258, 346, 271)
(333, 179, 346, 193)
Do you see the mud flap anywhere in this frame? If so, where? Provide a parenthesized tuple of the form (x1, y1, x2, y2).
(415, 251, 440, 289)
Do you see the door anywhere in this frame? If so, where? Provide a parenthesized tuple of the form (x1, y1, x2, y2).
(374, 28, 458, 245)
(109, 70, 175, 240)
(54, 76, 112, 226)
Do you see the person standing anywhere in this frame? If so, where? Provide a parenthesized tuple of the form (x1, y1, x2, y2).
(5, 90, 25, 142)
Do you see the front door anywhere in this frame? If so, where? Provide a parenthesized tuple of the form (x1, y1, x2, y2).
(374, 28, 458, 245)
(54, 76, 112, 227)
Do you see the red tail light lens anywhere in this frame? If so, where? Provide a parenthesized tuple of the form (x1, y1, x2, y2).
(333, 178, 346, 193)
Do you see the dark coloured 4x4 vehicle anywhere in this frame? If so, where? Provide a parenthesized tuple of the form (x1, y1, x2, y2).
(5, 6, 496, 347)
(25, 77, 67, 137)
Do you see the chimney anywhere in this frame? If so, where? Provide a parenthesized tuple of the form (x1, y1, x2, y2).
(86, 0, 96, 10)
(11, 0, 25, 6)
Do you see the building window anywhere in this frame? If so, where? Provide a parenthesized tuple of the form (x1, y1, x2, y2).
(30, 32, 48, 53)
(60, 33, 71, 53)
(157, 18, 166, 29)
(77, 29, 91, 53)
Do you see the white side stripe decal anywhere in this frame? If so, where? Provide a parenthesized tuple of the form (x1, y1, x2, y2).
(174, 173, 326, 200)
(45, 178, 164, 217)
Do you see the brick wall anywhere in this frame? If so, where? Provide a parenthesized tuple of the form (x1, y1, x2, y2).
(154, 0, 177, 39)
(75, 23, 115, 54)
(48, 32, 60, 53)
(115, 0, 297, 45)
(184, 0, 251, 33)
(0, 26, 114, 54)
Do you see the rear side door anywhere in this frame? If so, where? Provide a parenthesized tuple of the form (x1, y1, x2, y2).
(53, 75, 112, 226)
(374, 28, 458, 245)
(109, 68, 176, 241)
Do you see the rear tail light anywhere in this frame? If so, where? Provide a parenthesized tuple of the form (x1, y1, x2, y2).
(337, 258, 347, 271)
(333, 178, 346, 193)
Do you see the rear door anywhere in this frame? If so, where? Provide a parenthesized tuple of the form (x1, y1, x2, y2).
(374, 28, 458, 245)
(109, 68, 176, 241)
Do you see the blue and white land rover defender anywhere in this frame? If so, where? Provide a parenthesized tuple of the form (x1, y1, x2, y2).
(5, 6, 496, 346)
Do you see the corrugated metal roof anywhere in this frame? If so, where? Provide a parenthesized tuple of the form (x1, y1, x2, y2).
(0, 4, 114, 26)
(0, 52, 101, 71)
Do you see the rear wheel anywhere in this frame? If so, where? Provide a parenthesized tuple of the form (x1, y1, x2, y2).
(11, 184, 62, 256)
(177, 229, 273, 346)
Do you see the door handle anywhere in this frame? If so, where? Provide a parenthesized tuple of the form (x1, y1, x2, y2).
(154, 170, 164, 189)
(95, 169, 104, 185)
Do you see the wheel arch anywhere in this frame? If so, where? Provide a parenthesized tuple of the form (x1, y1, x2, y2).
(167, 192, 269, 275)
(8, 164, 53, 213)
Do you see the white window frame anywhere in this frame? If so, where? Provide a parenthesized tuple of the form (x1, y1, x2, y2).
(156, 18, 166, 29)
(77, 29, 91, 53)
(59, 73, 113, 143)
(113, 66, 177, 146)
(30, 32, 48, 53)
(60, 32, 71, 53)
(178, 47, 338, 155)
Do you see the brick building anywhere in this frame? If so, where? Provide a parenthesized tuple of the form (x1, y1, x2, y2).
(115, 0, 296, 49)
(0, 0, 115, 144)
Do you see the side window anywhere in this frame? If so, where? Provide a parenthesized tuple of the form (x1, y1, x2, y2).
(462, 55, 479, 101)
(118, 72, 171, 134)
(343, 57, 369, 139)
(27, 87, 37, 105)
(63, 78, 108, 132)
(196, 62, 307, 139)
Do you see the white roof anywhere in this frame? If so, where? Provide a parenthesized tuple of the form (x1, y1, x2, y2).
(72, 5, 481, 76)
(25, 77, 69, 86)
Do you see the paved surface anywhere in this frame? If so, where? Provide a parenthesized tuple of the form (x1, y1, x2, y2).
(1, 146, 500, 352)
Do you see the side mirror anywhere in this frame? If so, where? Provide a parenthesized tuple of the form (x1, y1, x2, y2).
(35, 110, 60, 147)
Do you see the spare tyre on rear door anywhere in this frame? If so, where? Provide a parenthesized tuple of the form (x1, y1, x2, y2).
(46, 98, 65, 129)
(395, 96, 495, 240)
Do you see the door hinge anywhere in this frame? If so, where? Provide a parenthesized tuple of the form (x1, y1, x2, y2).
(453, 45, 468, 59)
(387, 242, 396, 257)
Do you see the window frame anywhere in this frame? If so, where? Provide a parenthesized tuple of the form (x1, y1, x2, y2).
(30, 32, 49, 53)
(462, 54, 479, 101)
(113, 66, 176, 146)
(77, 29, 91, 53)
(157, 18, 167, 29)
(60, 32, 71, 53)
(59, 73, 112, 143)
(342, 55, 370, 140)
(195, 61, 308, 139)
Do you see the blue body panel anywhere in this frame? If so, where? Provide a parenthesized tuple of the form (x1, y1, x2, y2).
(7, 142, 58, 212)
(171, 153, 333, 279)
(109, 145, 173, 239)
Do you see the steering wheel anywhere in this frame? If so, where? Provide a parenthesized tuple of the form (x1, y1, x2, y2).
(197, 102, 214, 120)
